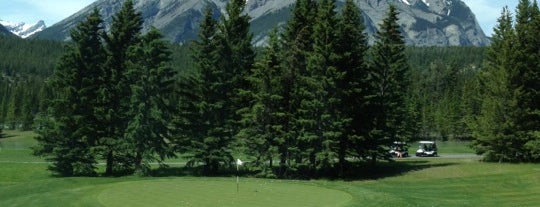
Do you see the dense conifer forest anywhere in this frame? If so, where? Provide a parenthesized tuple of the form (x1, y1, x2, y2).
(0, 34, 485, 141)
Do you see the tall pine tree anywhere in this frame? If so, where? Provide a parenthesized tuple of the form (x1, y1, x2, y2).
(100, 0, 143, 175)
(33, 8, 105, 176)
(364, 5, 411, 166)
(238, 30, 284, 177)
(472, 7, 519, 162)
(180, 1, 255, 174)
(473, 1, 540, 162)
(124, 27, 177, 175)
(514, 0, 540, 161)
(279, 0, 318, 174)
(336, 0, 369, 174)
(303, 0, 341, 171)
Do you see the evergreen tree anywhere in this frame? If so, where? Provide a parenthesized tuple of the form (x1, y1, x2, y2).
(6, 84, 22, 129)
(33, 8, 105, 176)
(279, 0, 318, 175)
(124, 28, 177, 175)
(179, 4, 246, 174)
(472, 7, 519, 162)
(302, 0, 341, 171)
(336, 0, 369, 174)
(217, 0, 256, 132)
(473, 1, 540, 162)
(238, 30, 284, 176)
(364, 5, 411, 165)
(101, 0, 143, 175)
(180, 0, 255, 174)
(514, 0, 540, 161)
(175, 7, 219, 164)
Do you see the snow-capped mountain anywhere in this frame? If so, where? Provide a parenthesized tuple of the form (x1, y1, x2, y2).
(0, 20, 47, 39)
(33, 0, 490, 46)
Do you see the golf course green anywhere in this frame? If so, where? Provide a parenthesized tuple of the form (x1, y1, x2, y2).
(98, 179, 351, 207)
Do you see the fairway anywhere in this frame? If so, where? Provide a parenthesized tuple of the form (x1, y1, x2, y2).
(98, 179, 352, 207)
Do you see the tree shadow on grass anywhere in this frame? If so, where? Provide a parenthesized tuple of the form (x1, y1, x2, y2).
(149, 165, 244, 178)
(339, 160, 458, 181)
(148, 160, 458, 181)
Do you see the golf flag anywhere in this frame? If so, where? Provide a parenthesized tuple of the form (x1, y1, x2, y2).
(236, 159, 243, 166)
(236, 159, 242, 193)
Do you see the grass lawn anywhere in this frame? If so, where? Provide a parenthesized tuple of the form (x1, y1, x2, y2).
(1, 131, 539, 206)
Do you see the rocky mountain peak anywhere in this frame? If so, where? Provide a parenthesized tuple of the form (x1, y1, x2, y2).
(32, 0, 490, 46)
(0, 20, 46, 39)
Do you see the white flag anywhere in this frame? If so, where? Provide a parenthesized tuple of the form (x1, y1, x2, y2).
(236, 159, 243, 166)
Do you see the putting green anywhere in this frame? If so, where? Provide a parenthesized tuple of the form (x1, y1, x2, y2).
(98, 178, 352, 207)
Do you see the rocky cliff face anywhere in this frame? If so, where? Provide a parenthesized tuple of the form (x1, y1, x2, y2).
(32, 0, 490, 46)
(359, 0, 490, 46)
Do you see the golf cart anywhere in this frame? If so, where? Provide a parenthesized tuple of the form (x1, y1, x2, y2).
(416, 141, 438, 157)
(389, 141, 409, 158)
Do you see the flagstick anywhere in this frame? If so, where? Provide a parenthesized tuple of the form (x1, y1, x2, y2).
(236, 163, 239, 193)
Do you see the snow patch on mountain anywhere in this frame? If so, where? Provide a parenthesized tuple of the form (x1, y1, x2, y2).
(0, 20, 47, 38)
(401, 0, 411, 6)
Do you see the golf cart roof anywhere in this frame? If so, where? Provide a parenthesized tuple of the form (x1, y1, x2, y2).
(419, 141, 435, 144)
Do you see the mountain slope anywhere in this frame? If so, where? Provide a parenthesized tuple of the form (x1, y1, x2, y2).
(0, 24, 17, 37)
(32, 0, 490, 46)
(0, 20, 46, 38)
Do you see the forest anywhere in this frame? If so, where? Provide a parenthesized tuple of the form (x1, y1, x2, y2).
(1, 0, 538, 178)
(0, 30, 484, 142)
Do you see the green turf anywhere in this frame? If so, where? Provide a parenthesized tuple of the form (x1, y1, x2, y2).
(343, 159, 540, 206)
(406, 141, 475, 155)
(435, 141, 475, 154)
(98, 178, 352, 207)
(1, 130, 540, 207)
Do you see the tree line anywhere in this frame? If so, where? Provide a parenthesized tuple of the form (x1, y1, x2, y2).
(30, 0, 413, 177)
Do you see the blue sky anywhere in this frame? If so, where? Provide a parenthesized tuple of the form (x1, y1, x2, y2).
(0, 0, 95, 26)
(462, 0, 519, 35)
(0, 0, 521, 36)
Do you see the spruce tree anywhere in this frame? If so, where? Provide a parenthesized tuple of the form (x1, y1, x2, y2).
(364, 5, 411, 166)
(124, 27, 177, 175)
(473, 1, 540, 162)
(302, 0, 341, 171)
(279, 0, 318, 174)
(33, 8, 105, 176)
(101, 0, 143, 175)
(472, 7, 519, 162)
(217, 0, 256, 133)
(336, 0, 369, 174)
(238, 30, 284, 176)
(514, 0, 540, 161)
(179, 5, 238, 174)
(175, 7, 219, 162)
(180, 0, 255, 174)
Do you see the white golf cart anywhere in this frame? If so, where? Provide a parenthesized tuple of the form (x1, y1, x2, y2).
(415, 141, 438, 157)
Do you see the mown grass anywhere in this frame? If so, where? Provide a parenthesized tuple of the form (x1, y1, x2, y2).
(404, 140, 475, 155)
(1, 131, 539, 206)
